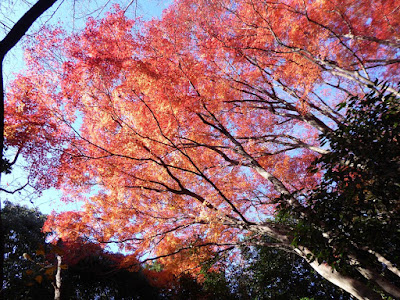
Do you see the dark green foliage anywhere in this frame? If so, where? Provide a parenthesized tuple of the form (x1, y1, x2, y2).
(62, 254, 160, 300)
(229, 246, 350, 300)
(2, 202, 159, 299)
(201, 270, 234, 300)
(2, 201, 52, 299)
(299, 85, 400, 280)
(159, 268, 235, 299)
(164, 245, 349, 300)
(162, 274, 207, 300)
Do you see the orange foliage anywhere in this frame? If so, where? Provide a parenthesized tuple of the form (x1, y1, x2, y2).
(153, 235, 216, 277)
(6, 0, 400, 277)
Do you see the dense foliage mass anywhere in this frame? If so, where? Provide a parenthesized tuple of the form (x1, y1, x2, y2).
(298, 86, 400, 270)
(229, 245, 351, 299)
(3, 202, 50, 299)
(3, 0, 400, 298)
(2, 202, 160, 299)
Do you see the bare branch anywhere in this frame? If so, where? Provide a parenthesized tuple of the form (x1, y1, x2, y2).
(0, 181, 29, 194)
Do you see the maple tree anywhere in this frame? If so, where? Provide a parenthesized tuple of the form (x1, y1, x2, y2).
(0, 1, 58, 295)
(0, 1, 144, 294)
(4, 0, 400, 299)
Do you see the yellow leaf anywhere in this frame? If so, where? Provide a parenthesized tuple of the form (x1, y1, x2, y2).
(60, 264, 68, 270)
(34, 275, 43, 284)
(23, 253, 33, 261)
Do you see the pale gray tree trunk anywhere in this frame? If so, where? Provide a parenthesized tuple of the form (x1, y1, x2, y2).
(53, 254, 62, 300)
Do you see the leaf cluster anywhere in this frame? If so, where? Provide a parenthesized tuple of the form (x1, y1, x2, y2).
(299, 85, 400, 272)
(2, 202, 160, 299)
(227, 244, 350, 300)
(2, 201, 52, 299)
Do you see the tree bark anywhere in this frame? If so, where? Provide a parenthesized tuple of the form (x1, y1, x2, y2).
(294, 247, 383, 300)
(256, 224, 383, 299)
(349, 254, 400, 299)
(53, 254, 62, 300)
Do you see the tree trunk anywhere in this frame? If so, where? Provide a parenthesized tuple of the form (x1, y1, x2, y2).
(53, 254, 62, 300)
(257, 224, 383, 299)
(295, 247, 383, 300)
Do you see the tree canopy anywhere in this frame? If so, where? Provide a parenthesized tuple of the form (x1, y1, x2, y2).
(4, 0, 400, 299)
(2, 202, 161, 299)
(229, 243, 351, 299)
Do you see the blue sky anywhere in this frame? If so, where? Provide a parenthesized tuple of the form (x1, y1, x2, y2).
(1, 0, 172, 215)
